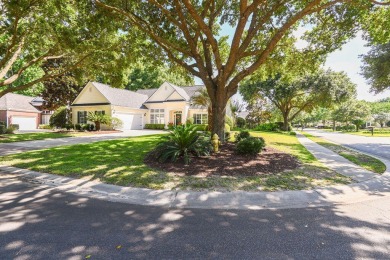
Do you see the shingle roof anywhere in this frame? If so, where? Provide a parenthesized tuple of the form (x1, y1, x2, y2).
(135, 88, 157, 98)
(135, 84, 205, 103)
(91, 82, 148, 109)
(0, 93, 40, 113)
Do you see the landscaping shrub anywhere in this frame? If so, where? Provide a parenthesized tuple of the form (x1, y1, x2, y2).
(153, 124, 212, 165)
(236, 117, 246, 128)
(193, 124, 208, 131)
(225, 131, 231, 141)
(289, 131, 297, 136)
(81, 124, 89, 131)
(110, 117, 123, 130)
(64, 124, 73, 130)
(50, 107, 68, 128)
(5, 125, 17, 134)
(0, 125, 6, 134)
(10, 124, 19, 130)
(225, 115, 233, 128)
(254, 122, 279, 132)
(186, 117, 194, 125)
(236, 136, 265, 155)
(145, 124, 165, 130)
(341, 125, 356, 132)
(75, 124, 81, 131)
(225, 123, 231, 133)
(235, 130, 251, 142)
(38, 124, 53, 130)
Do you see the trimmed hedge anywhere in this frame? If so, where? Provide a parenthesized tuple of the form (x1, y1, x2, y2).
(145, 124, 165, 130)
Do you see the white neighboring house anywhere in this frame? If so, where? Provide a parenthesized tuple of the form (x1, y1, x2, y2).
(70, 81, 210, 130)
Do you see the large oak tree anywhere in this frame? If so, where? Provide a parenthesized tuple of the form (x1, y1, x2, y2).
(95, 0, 389, 139)
(0, 0, 143, 97)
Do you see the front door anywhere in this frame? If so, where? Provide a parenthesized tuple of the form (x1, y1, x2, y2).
(175, 113, 182, 126)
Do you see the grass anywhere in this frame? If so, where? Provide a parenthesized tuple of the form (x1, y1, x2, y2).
(0, 132, 352, 191)
(0, 132, 92, 143)
(346, 131, 390, 137)
(302, 132, 386, 174)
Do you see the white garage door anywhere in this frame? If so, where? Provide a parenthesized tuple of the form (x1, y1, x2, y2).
(12, 116, 37, 130)
(114, 113, 143, 130)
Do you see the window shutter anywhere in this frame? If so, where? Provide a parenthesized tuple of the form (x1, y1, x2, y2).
(77, 111, 81, 123)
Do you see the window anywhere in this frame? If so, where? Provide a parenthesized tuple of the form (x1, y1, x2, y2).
(193, 114, 208, 124)
(150, 109, 165, 124)
(77, 111, 87, 124)
(95, 110, 105, 115)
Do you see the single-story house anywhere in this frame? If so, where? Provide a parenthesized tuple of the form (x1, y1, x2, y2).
(71, 81, 210, 130)
(0, 93, 53, 130)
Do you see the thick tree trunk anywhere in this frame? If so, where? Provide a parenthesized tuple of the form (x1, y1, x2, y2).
(211, 101, 227, 142)
(332, 120, 336, 131)
(282, 113, 289, 131)
(207, 107, 213, 131)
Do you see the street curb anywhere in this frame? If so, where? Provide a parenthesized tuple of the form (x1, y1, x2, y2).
(2, 165, 390, 210)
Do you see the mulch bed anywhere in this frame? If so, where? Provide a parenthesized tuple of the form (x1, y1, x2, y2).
(145, 143, 300, 177)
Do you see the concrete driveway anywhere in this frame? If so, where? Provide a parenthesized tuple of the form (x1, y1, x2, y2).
(0, 130, 166, 156)
(304, 129, 390, 160)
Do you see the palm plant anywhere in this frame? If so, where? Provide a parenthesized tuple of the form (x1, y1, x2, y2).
(153, 124, 212, 165)
(87, 112, 110, 131)
(191, 88, 212, 130)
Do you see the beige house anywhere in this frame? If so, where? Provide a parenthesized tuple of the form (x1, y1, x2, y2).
(71, 81, 209, 130)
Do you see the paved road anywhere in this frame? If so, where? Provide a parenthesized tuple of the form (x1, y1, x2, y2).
(0, 130, 165, 156)
(1, 174, 390, 259)
(304, 129, 390, 161)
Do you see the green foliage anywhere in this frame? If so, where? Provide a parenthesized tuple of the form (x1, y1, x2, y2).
(125, 63, 193, 91)
(144, 124, 165, 130)
(224, 123, 231, 133)
(361, 42, 390, 93)
(49, 107, 68, 128)
(235, 130, 251, 142)
(193, 124, 208, 131)
(241, 70, 357, 130)
(351, 119, 366, 132)
(254, 123, 279, 132)
(236, 137, 266, 155)
(38, 124, 53, 130)
(236, 117, 246, 128)
(153, 125, 212, 165)
(110, 117, 123, 130)
(225, 115, 233, 128)
(0, 125, 6, 134)
(87, 112, 110, 131)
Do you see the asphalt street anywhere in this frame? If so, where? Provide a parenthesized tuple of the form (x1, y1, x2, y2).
(1, 174, 390, 259)
(304, 129, 390, 161)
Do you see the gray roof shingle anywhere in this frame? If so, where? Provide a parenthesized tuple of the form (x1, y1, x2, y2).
(0, 93, 40, 112)
(91, 82, 148, 109)
(135, 88, 157, 98)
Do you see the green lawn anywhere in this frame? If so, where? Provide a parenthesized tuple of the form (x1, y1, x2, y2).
(0, 132, 91, 143)
(346, 131, 390, 137)
(0, 132, 352, 191)
(302, 132, 386, 174)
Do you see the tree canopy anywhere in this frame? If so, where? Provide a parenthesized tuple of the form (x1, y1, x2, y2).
(96, 0, 390, 138)
(125, 63, 194, 91)
(240, 70, 356, 130)
(361, 42, 390, 93)
(0, 0, 144, 97)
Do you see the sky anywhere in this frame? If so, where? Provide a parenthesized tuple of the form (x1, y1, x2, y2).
(195, 27, 390, 102)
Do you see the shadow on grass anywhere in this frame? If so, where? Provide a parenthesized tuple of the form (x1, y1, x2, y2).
(0, 135, 169, 189)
